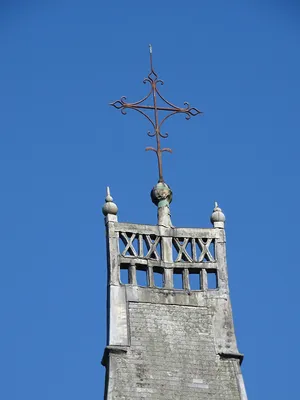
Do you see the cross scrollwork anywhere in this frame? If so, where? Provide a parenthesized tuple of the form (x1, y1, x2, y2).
(111, 45, 202, 183)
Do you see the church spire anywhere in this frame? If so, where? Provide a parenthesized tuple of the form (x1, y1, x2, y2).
(103, 47, 248, 400)
(110, 45, 202, 184)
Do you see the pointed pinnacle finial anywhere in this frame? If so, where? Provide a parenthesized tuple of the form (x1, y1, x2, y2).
(149, 44, 152, 54)
(210, 201, 225, 229)
(106, 186, 111, 199)
(102, 186, 118, 216)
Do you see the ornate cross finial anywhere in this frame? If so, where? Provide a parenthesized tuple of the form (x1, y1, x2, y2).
(110, 45, 202, 183)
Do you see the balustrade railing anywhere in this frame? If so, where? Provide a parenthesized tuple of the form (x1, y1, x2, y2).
(113, 222, 221, 291)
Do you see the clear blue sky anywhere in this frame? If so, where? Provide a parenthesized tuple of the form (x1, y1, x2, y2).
(1, 1, 299, 399)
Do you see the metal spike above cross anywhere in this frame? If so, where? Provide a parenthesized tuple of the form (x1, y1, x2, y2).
(110, 45, 203, 183)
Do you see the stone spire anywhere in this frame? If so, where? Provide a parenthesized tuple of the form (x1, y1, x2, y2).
(102, 190, 247, 399)
(103, 48, 248, 400)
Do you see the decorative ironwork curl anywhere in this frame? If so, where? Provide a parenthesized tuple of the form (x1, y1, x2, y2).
(110, 45, 202, 183)
(147, 131, 156, 138)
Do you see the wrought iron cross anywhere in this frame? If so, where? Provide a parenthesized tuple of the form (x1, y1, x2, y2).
(110, 45, 202, 183)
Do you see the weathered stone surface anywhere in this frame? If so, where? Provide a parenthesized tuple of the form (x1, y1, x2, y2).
(102, 203, 247, 399)
(108, 302, 242, 399)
